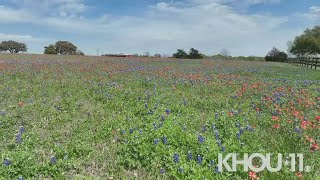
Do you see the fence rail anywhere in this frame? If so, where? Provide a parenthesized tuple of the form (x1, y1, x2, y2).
(287, 57, 320, 70)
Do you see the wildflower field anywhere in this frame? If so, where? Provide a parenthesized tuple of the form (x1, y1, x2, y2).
(0, 54, 319, 180)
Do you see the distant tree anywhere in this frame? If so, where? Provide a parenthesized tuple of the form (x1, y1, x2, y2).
(188, 48, 203, 59)
(265, 47, 288, 62)
(0, 40, 27, 53)
(44, 41, 83, 55)
(173, 49, 188, 58)
(220, 48, 230, 57)
(75, 50, 85, 56)
(44, 45, 58, 54)
(290, 26, 320, 56)
(55, 41, 77, 55)
(154, 54, 161, 58)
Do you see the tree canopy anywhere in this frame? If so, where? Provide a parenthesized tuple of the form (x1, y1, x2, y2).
(0, 40, 27, 53)
(44, 41, 83, 55)
(290, 26, 320, 56)
(265, 47, 287, 62)
(173, 48, 203, 59)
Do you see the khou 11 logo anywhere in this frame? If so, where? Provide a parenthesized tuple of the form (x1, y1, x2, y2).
(218, 153, 311, 172)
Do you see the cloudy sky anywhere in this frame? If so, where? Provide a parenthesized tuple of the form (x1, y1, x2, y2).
(0, 0, 319, 56)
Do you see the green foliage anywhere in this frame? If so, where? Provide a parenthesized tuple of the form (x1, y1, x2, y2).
(0, 40, 27, 53)
(44, 45, 58, 55)
(188, 48, 202, 59)
(290, 26, 320, 56)
(44, 41, 83, 55)
(265, 47, 288, 62)
(173, 48, 203, 59)
(173, 49, 189, 59)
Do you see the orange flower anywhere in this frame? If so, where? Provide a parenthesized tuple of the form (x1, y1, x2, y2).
(306, 136, 315, 143)
(316, 116, 320, 122)
(295, 172, 302, 180)
(249, 171, 259, 180)
(272, 116, 279, 121)
(272, 124, 280, 129)
(293, 111, 299, 117)
(18, 101, 25, 107)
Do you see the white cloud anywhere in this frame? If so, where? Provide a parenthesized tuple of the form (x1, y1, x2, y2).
(0, 0, 315, 56)
(0, 33, 51, 43)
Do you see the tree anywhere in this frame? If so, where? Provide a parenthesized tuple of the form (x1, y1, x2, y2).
(44, 41, 83, 55)
(44, 45, 58, 54)
(220, 48, 230, 57)
(55, 41, 77, 55)
(0, 40, 27, 53)
(265, 47, 288, 62)
(75, 50, 85, 56)
(188, 48, 203, 59)
(173, 49, 188, 58)
(154, 54, 161, 58)
(290, 26, 320, 56)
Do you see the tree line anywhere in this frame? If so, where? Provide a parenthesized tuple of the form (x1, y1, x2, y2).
(1, 26, 318, 60)
(0, 40, 84, 55)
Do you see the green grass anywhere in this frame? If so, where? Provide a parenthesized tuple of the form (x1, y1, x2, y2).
(0, 56, 319, 179)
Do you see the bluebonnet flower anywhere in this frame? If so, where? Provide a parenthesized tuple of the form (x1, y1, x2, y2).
(17, 177, 24, 180)
(129, 128, 134, 134)
(16, 133, 22, 144)
(198, 135, 205, 144)
(215, 113, 219, 119)
(161, 115, 165, 121)
(294, 126, 301, 134)
(216, 140, 222, 147)
(154, 139, 159, 145)
(215, 166, 221, 174)
(221, 146, 226, 152)
(236, 132, 241, 140)
(173, 153, 180, 163)
(196, 155, 203, 165)
(182, 124, 187, 131)
(3, 158, 11, 166)
(121, 130, 126, 135)
(50, 156, 57, 164)
(235, 121, 240, 128)
(139, 129, 143, 134)
(187, 151, 193, 161)
(165, 109, 171, 115)
(160, 168, 165, 174)
(0, 111, 6, 116)
(208, 160, 215, 168)
(162, 136, 167, 144)
(179, 167, 184, 173)
(183, 97, 187, 106)
(201, 125, 207, 132)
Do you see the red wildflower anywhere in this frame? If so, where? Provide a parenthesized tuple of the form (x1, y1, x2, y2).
(273, 124, 280, 129)
(293, 111, 299, 117)
(272, 116, 279, 121)
(249, 171, 259, 180)
(316, 116, 320, 122)
(310, 143, 319, 152)
(287, 119, 292, 123)
(306, 136, 315, 143)
(295, 172, 302, 180)
(300, 121, 309, 129)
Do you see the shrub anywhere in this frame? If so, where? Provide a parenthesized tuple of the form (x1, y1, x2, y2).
(265, 47, 288, 62)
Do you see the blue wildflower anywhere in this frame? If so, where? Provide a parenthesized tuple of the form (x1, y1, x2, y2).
(17, 177, 24, 180)
(201, 125, 207, 132)
(129, 128, 134, 134)
(165, 109, 171, 115)
(196, 155, 203, 165)
(198, 135, 205, 144)
(162, 136, 167, 144)
(16, 133, 22, 144)
(154, 139, 159, 145)
(179, 167, 184, 173)
(161, 115, 165, 121)
(3, 158, 11, 166)
(121, 130, 126, 135)
(221, 146, 226, 152)
(50, 156, 57, 164)
(19, 126, 25, 133)
(160, 168, 165, 174)
(215, 166, 221, 174)
(173, 153, 180, 163)
(187, 151, 193, 161)
(0, 111, 6, 116)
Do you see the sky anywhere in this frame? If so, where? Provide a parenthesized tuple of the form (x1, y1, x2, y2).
(0, 0, 319, 56)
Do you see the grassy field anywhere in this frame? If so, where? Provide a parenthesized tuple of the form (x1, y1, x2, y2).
(0, 54, 319, 180)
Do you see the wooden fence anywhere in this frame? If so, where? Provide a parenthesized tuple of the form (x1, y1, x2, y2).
(287, 57, 320, 70)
